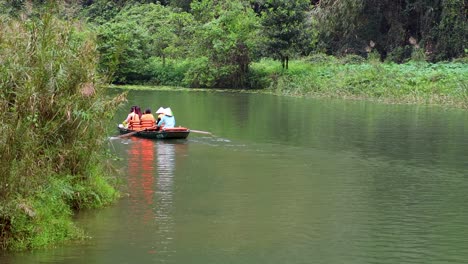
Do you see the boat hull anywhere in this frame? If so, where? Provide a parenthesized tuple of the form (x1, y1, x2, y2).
(118, 126, 190, 139)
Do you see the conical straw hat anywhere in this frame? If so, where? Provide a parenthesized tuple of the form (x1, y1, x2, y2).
(156, 107, 165, 114)
(164, 107, 173, 116)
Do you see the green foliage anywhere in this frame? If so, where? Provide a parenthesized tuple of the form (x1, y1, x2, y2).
(314, 0, 467, 62)
(305, 53, 339, 64)
(340, 54, 366, 65)
(0, 8, 123, 250)
(1, 190, 81, 250)
(252, 57, 468, 108)
(96, 3, 195, 83)
(80, 0, 122, 24)
(189, 0, 261, 87)
(80, 0, 465, 86)
(385, 46, 413, 63)
(148, 58, 192, 86)
(0, 168, 117, 250)
(97, 19, 152, 83)
(432, 0, 467, 61)
(260, 0, 315, 68)
(183, 57, 220, 87)
(170, 0, 193, 12)
(314, 0, 366, 55)
(411, 48, 427, 63)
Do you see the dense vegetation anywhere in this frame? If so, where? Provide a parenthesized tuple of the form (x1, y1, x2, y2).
(2, 1, 465, 92)
(0, 4, 124, 250)
(86, 0, 466, 87)
(0, 0, 466, 250)
(255, 56, 468, 108)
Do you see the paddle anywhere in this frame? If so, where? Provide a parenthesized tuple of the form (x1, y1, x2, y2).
(190, 129, 214, 136)
(117, 125, 158, 138)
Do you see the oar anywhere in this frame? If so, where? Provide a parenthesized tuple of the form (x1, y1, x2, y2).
(117, 125, 158, 138)
(190, 129, 214, 136)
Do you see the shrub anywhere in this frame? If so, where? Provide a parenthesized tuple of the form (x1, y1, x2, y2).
(340, 54, 366, 64)
(0, 8, 123, 250)
(305, 53, 338, 64)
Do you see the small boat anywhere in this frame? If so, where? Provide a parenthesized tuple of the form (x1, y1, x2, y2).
(118, 126, 190, 139)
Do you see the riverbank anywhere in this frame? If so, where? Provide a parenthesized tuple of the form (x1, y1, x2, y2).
(0, 11, 123, 251)
(115, 56, 468, 109)
(252, 57, 468, 109)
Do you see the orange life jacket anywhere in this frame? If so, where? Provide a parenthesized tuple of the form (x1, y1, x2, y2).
(129, 113, 142, 130)
(140, 114, 156, 129)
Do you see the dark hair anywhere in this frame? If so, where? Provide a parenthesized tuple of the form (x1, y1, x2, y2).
(129, 105, 136, 113)
(135, 106, 142, 118)
(145, 108, 151, 114)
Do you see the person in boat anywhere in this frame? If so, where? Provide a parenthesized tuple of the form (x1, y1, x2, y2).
(140, 108, 156, 129)
(123, 105, 142, 130)
(155, 107, 165, 125)
(135, 106, 143, 120)
(157, 107, 175, 129)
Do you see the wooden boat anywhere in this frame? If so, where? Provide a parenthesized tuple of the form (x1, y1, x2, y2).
(118, 126, 190, 139)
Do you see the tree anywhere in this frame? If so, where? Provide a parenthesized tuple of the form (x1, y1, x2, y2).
(188, 0, 261, 88)
(170, 0, 193, 11)
(96, 3, 194, 83)
(314, 0, 467, 62)
(432, 0, 467, 61)
(260, 0, 313, 69)
(97, 19, 151, 83)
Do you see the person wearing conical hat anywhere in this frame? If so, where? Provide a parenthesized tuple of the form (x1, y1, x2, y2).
(157, 107, 176, 129)
(155, 107, 165, 125)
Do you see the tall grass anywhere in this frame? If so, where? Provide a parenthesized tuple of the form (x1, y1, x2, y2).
(0, 9, 124, 250)
(251, 56, 468, 108)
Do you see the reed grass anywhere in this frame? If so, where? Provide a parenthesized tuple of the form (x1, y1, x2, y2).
(0, 8, 124, 250)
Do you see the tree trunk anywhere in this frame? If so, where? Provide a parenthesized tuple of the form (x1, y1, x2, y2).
(280, 56, 289, 70)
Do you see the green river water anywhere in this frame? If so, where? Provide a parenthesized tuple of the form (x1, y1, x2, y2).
(2, 89, 468, 263)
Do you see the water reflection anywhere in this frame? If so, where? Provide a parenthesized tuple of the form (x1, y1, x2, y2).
(127, 138, 156, 224)
(154, 141, 176, 258)
(126, 138, 187, 261)
(3, 91, 468, 264)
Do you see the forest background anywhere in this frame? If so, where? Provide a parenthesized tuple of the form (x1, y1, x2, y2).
(0, 0, 466, 251)
(3, 0, 466, 95)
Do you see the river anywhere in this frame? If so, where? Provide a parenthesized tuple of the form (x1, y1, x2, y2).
(2, 89, 468, 263)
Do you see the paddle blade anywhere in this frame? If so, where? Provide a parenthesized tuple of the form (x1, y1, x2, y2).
(190, 129, 213, 136)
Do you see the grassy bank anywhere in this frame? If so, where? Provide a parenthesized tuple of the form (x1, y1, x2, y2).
(0, 10, 123, 250)
(252, 56, 468, 108)
(128, 55, 467, 109)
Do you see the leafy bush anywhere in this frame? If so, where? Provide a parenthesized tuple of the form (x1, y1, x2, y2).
(255, 58, 468, 108)
(340, 54, 366, 64)
(148, 58, 191, 86)
(385, 46, 413, 63)
(305, 53, 338, 64)
(0, 9, 123, 250)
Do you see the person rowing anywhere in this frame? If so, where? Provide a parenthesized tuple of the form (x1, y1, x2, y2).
(157, 107, 175, 129)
